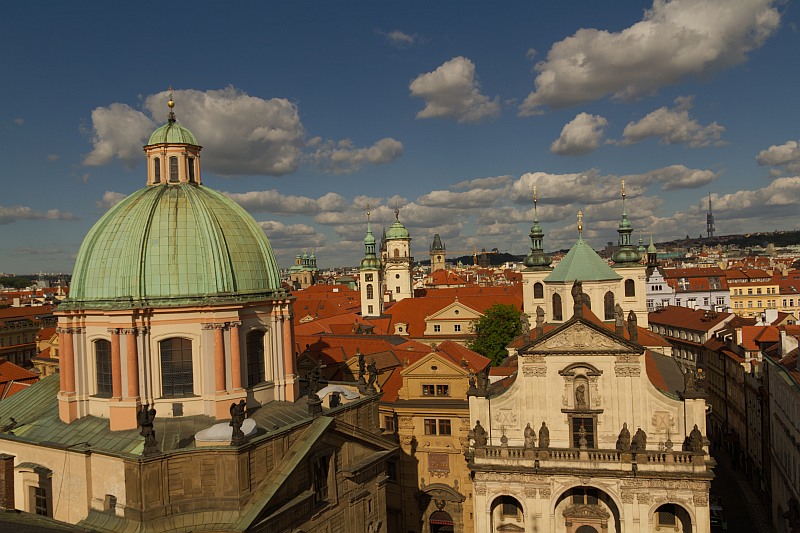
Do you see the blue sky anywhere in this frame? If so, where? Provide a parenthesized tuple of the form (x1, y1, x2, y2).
(2, 0, 800, 274)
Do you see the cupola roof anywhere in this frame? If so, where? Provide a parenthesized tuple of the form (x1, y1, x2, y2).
(385, 208, 410, 240)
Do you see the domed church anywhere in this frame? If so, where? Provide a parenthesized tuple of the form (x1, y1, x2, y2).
(0, 95, 394, 532)
(57, 95, 298, 430)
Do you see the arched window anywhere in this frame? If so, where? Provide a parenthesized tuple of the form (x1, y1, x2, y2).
(625, 278, 635, 297)
(366, 283, 374, 299)
(553, 293, 563, 321)
(604, 291, 615, 320)
(534, 282, 543, 299)
(95, 339, 112, 398)
(246, 330, 266, 387)
(160, 337, 193, 397)
(153, 157, 161, 183)
(168, 156, 179, 182)
(188, 157, 195, 183)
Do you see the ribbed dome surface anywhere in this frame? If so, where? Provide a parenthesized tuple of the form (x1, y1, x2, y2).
(385, 220, 410, 240)
(147, 121, 199, 145)
(65, 184, 283, 309)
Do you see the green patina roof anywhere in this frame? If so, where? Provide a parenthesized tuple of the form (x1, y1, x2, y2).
(385, 220, 410, 240)
(147, 120, 198, 146)
(65, 183, 284, 309)
(544, 237, 622, 282)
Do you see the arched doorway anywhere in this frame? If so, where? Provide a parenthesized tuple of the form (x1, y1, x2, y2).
(429, 510, 454, 533)
(554, 486, 621, 533)
(653, 503, 692, 532)
(490, 495, 524, 531)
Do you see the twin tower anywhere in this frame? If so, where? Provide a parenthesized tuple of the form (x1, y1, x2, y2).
(360, 208, 414, 317)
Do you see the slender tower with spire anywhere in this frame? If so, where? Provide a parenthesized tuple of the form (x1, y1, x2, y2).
(360, 206, 383, 317)
(430, 234, 446, 272)
(521, 186, 554, 323)
(611, 180, 642, 265)
(706, 192, 715, 238)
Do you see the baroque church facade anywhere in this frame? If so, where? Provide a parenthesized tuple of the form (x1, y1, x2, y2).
(0, 95, 395, 533)
(467, 292, 713, 533)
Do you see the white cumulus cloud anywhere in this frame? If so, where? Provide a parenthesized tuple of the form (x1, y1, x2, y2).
(620, 96, 725, 147)
(378, 29, 417, 48)
(258, 220, 326, 250)
(84, 87, 306, 176)
(311, 137, 404, 174)
(551, 113, 608, 155)
(756, 140, 800, 175)
(225, 190, 348, 215)
(410, 56, 501, 123)
(519, 0, 780, 115)
(97, 191, 127, 210)
(0, 206, 78, 225)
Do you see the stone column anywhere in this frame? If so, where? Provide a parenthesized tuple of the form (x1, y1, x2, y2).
(108, 328, 122, 400)
(109, 328, 141, 431)
(58, 327, 75, 394)
(229, 321, 242, 390)
(124, 329, 139, 399)
(281, 303, 298, 401)
(57, 326, 78, 423)
(213, 324, 226, 393)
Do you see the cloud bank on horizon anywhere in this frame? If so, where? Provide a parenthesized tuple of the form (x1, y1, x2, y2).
(2, 0, 798, 272)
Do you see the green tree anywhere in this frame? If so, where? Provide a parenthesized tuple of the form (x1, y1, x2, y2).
(468, 303, 522, 366)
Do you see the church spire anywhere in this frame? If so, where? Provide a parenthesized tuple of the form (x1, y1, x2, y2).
(360, 205, 381, 270)
(523, 186, 551, 269)
(612, 180, 641, 264)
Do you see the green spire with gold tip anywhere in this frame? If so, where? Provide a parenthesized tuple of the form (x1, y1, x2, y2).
(523, 186, 552, 269)
(612, 180, 642, 264)
(361, 205, 381, 270)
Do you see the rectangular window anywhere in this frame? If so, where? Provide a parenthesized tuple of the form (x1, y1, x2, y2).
(757, 288, 762, 294)
(395, 286, 400, 293)
(438, 419, 452, 435)
(454, 324, 461, 332)
(386, 461, 398, 481)
(313, 456, 331, 503)
(187, 157, 195, 182)
(384, 415, 396, 432)
(433, 325, 441, 332)
(368, 305, 374, 314)
(365, 273, 373, 282)
(436, 384, 449, 396)
(33, 487, 48, 516)
(422, 384, 435, 396)
(571, 416, 595, 448)
(424, 419, 437, 435)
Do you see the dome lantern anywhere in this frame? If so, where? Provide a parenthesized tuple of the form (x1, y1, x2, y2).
(143, 89, 202, 187)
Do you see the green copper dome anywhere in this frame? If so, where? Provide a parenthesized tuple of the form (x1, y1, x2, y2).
(385, 220, 410, 240)
(147, 121, 199, 146)
(544, 237, 621, 283)
(64, 184, 284, 309)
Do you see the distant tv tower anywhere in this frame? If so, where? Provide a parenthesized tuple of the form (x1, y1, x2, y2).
(706, 192, 715, 238)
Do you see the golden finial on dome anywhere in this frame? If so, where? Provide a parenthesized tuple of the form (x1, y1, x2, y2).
(621, 179, 626, 199)
(168, 85, 175, 108)
(577, 210, 583, 236)
(366, 203, 371, 221)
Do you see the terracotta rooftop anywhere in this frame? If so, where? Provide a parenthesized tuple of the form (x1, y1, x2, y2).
(648, 305, 732, 332)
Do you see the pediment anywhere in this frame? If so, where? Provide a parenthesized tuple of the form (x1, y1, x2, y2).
(496, 524, 525, 532)
(523, 318, 643, 355)
(402, 352, 467, 377)
(426, 301, 482, 321)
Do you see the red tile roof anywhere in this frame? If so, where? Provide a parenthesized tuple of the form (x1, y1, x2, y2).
(385, 287, 523, 338)
(648, 305, 731, 332)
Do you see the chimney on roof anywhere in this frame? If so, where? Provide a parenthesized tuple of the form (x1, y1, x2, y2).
(0, 453, 14, 510)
